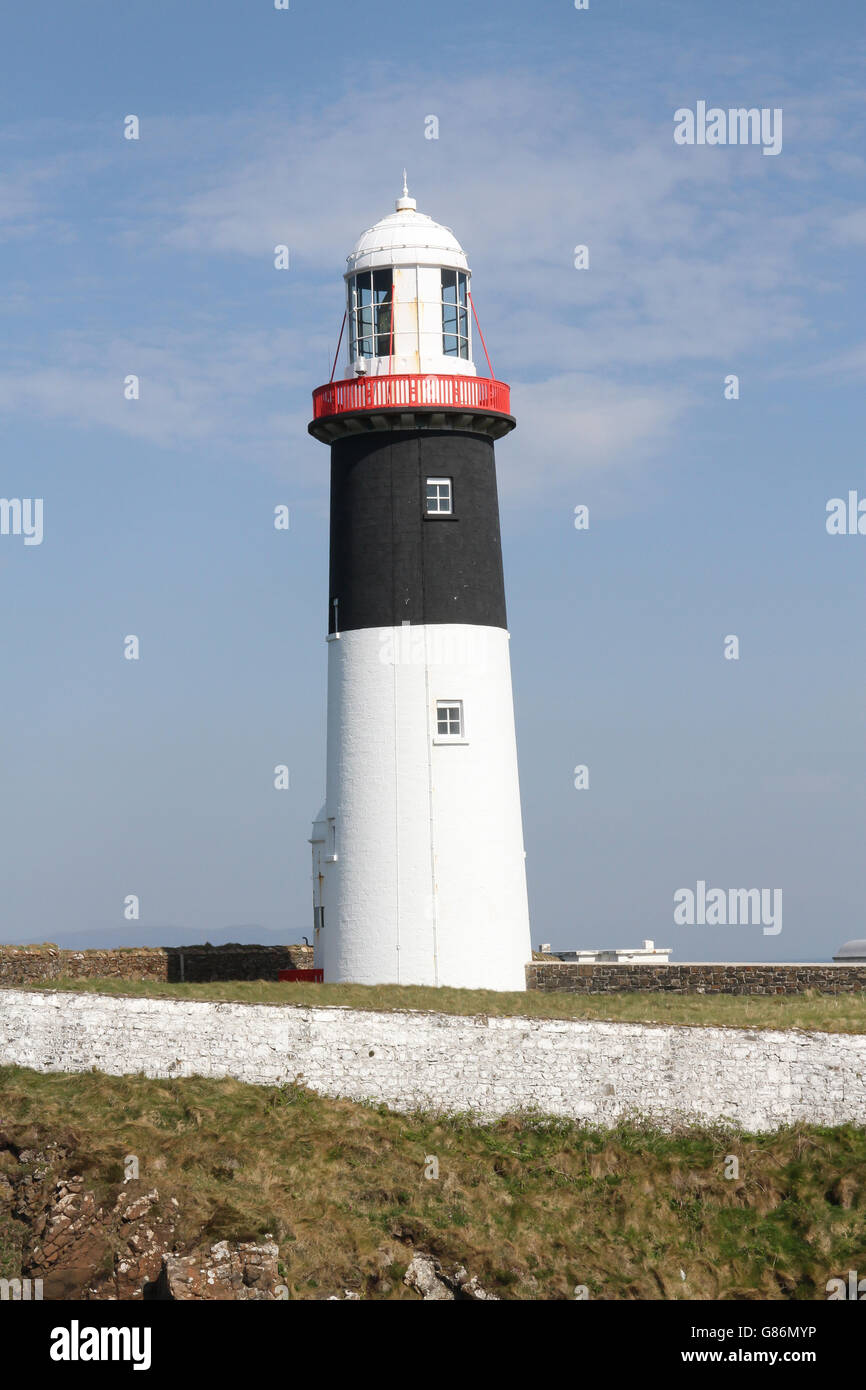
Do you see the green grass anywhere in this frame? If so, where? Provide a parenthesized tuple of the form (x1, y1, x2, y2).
(1, 1064, 864, 1300)
(12, 976, 866, 1033)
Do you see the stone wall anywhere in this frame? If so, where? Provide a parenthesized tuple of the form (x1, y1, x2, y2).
(1, 987, 864, 1132)
(525, 962, 866, 995)
(3, 949, 864, 997)
(0, 944, 313, 987)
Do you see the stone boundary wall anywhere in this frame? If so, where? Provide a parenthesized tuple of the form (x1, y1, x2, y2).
(3, 951, 863, 996)
(525, 962, 866, 995)
(0, 987, 864, 1132)
(0, 944, 313, 987)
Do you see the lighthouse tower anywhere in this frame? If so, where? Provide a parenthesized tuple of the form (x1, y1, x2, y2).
(309, 178, 532, 991)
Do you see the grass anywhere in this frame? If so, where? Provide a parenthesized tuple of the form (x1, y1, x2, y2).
(11, 976, 866, 1034)
(1, 1064, 864, 1299)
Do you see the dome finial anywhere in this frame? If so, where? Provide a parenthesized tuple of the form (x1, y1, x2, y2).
(396, 170, 416, 213)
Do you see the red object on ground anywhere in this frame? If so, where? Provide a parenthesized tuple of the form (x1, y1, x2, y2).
(278, 968, 324, 983)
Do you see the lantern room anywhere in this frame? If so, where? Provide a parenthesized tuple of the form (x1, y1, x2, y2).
(310, 177, 513, 443)
(344, 173, 475, 379)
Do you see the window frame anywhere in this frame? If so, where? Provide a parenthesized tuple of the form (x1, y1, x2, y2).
(440, 269, 470, 359)
(326, 818, 338, 862)
(347, 269, 393, 361)
(434, 699, 465, 741)
(425, 476, 453, 516)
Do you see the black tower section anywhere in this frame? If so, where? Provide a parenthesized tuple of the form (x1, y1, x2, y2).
(328, 429, 507, 634)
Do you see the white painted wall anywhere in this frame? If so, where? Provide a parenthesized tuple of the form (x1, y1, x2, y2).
(317, 624, 532, 990)
(2, 989, 864, 1132)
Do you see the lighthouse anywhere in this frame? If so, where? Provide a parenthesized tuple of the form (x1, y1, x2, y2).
(308, 178, 532, 991)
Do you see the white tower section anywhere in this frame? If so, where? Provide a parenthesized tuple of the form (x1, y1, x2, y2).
(310, 179, 532, 992)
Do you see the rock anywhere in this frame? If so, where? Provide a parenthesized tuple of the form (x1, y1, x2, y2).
(404, 1253, 499, 1301)
(404, 1254, 454, 1301)
(459, 1274, 498, 1300)
(451, 1265, 498, 1300)
(118, 1189, 159, 1223)
(155, 1240, 281, 1300)
(0, 1132, 284, 1302)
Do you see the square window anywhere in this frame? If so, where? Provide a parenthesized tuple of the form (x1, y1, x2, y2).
(426, 477, 452, 514)
(436, 701, 464, 737)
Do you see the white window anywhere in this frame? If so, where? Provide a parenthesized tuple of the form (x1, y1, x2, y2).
(436, 700, 464, 737)
(426, 477, 452, 515)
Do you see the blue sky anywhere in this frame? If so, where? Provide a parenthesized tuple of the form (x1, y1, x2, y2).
(2, 0, 865, 959)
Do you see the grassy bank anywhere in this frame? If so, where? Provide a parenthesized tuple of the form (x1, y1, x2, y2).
(12, 976, 866, 1033)
(0, 1064, 863, 1300)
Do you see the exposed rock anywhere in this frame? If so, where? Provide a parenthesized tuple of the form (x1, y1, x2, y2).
(405, 1254, 454, 1300)
(1, 1128, 288, 1301)
(451, 1265, 499, 1300)
(154, 1240, 281, 1300)
(118, 1189, 159, 1223)
(404, 1253, 498, 1301)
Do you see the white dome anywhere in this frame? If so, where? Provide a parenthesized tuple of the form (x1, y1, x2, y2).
(833, 939, 866, 961)
(346, 197, 469, 276)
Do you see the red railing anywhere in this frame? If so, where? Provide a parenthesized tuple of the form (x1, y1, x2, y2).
(312, 373, 511, 420)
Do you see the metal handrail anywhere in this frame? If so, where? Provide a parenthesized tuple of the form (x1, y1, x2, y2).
(312, 372, 511, 420)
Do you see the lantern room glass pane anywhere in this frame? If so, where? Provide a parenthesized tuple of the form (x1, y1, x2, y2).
(348, 270, 392, 359)
(372, 269, 392, 303)
(441, 270, 469, 359)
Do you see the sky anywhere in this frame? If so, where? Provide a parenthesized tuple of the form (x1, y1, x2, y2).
(1, 0, 865, 960)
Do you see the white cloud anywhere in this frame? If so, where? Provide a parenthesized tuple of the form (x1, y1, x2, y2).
(0, 70, 859, 491)
(498, 373, 686, 499)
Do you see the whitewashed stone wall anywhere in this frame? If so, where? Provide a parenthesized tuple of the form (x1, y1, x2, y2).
(0, 989, 864, 1132)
